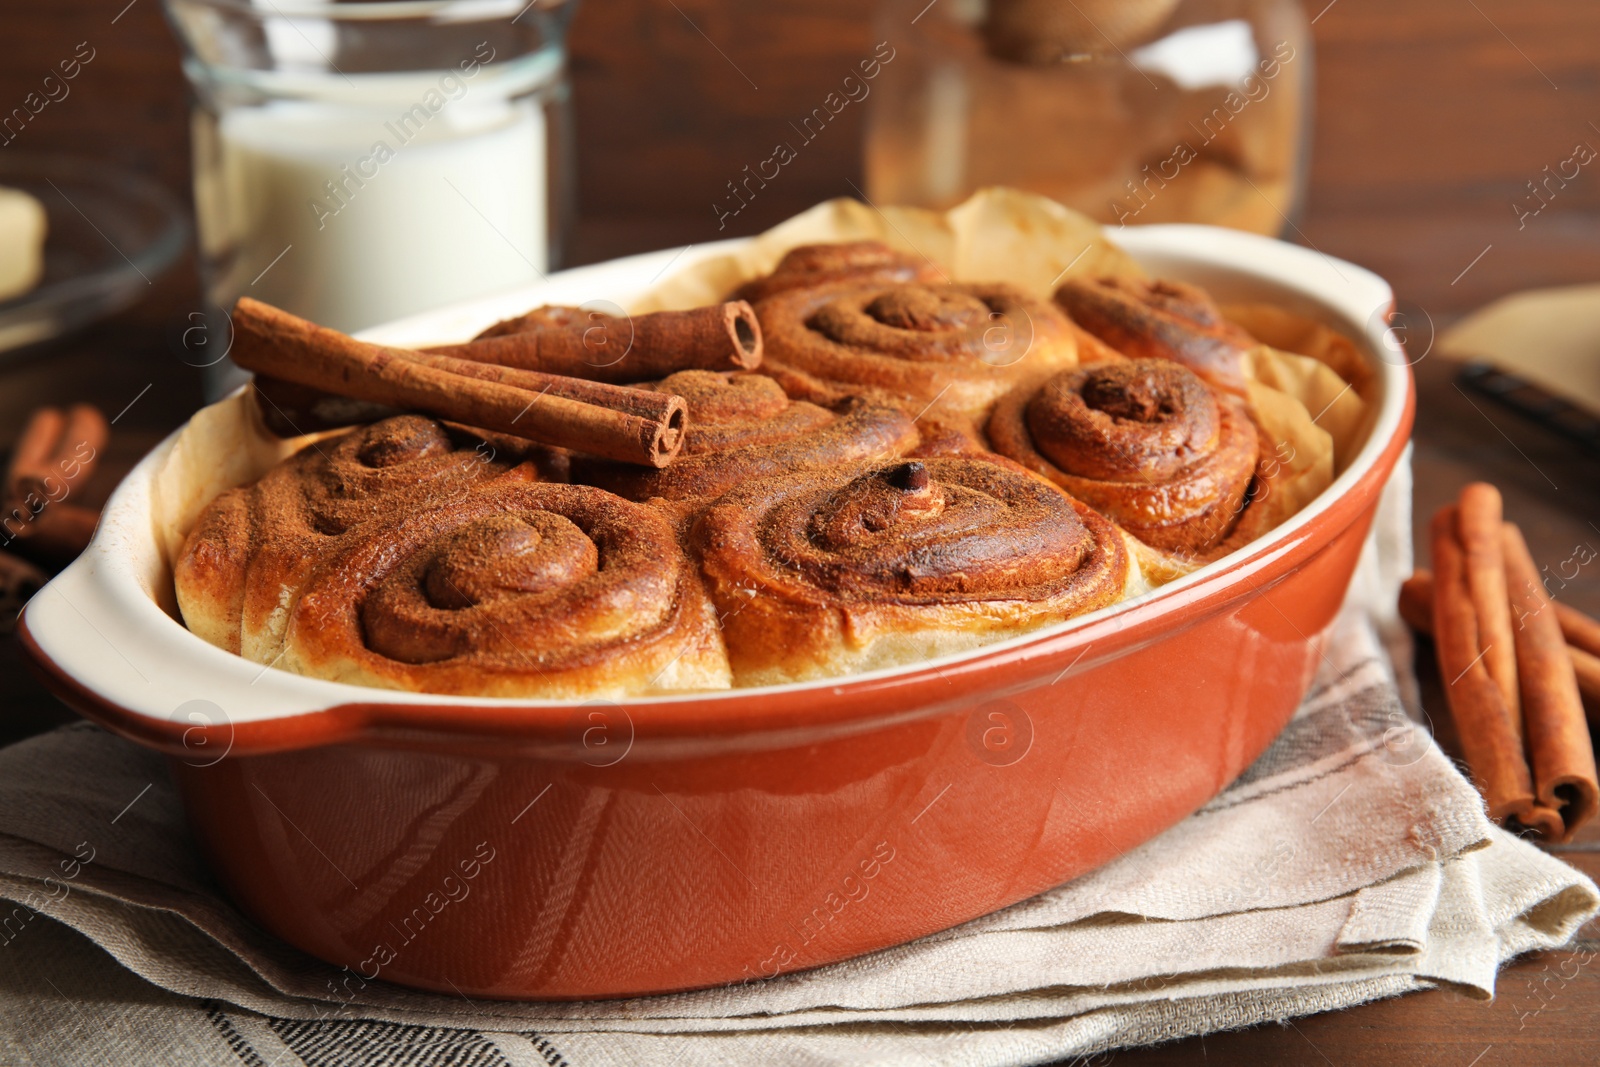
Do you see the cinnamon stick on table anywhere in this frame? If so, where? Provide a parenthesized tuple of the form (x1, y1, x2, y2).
(1502, 522, 1600, 839)
(1458, 483, 1520, 738)
(1428, 507, 1555, 833)
(230, 298, 687, 468)
(435, 302, 765, 384)
(4, 404, 107, 503)
(3, 404, 108, 564)
(3, 407, 64, 502)
(1399, 572, 1600, 717)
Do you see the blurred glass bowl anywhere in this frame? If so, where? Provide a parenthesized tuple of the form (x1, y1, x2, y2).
(0, 154, 188, 357)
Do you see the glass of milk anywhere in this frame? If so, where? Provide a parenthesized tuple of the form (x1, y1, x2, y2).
(163, 0, 578, 396)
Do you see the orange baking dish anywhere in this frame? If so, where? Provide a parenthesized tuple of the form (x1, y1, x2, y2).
(20, 225, 1413, 999)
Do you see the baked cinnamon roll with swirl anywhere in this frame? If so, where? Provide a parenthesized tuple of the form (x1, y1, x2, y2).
(1054, 277, 1258, 395)
(733, 240, 942, 303)
(175, 415, 549, 661)
(987, 359, 1264, 579)
(277, 482, 729, 696)
(571, 370, 919, 504)
(692, 457, 1131, 686)
(753, 280, 1078, 421)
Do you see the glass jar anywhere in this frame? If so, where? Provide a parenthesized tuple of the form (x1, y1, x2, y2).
(163, 0, 578, 393)
(865, 0, 1312, 235)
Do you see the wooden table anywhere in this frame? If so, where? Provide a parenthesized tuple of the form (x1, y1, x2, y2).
(3, 1, 1599, 1063)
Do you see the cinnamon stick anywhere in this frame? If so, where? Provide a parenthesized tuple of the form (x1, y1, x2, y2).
(1430, 507, 1540, 825)
(1401, 572, 1600, 739)
(1403, 572, 1600, 655)
(1503, 522, 1599, 840)
(1397, 572, 1433, 635)
(1458, 483, 1520, 737)
(433, 301, 764, 384)
(254, 365, 684, 440)
(1401, 571, 1600, 726)
(3, 404, 107, 564)
(58, 404, 108, 484)
(4, 407, 64, 502)
(409, 350, 686, 422)
(230, 298, 687, 468)
(4, 404, 106, 504)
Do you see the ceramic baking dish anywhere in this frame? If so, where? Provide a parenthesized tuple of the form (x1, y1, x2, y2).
(20, 225, 1413, 1000)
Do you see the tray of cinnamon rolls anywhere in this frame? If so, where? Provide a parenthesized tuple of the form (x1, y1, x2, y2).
(151, 197, 1367, 697)
(18, 190, 1413, 1000)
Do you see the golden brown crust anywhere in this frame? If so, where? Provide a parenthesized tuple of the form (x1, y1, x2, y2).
(754, 279, 1078, 420)
(691, 455, 1129, 685)
(988, 360, 1260, 560)
(174, 416, 546, 662)
(173, 488, 253, 654)
(732, 241, 943, 303)
(281, 482, 729, 696)
(1054, 277, 1257, 395)
(570, 371, 919, 504)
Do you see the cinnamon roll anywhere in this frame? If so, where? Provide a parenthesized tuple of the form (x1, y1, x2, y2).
(1054, 277, 1257, 395)
(733, 241, 942, 303)
(754, 280, 1079, 420)
(277, 482, 729, 696)
(692, 456, 1130, 685)
(987, 359, 1263, 576)
(571, 370, 919, 504)
(175, 415, 547, 660)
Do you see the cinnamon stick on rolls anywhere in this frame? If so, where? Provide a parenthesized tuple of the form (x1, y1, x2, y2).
(571, 370, 919, 505)
(279, 482, 730, 697)
(752, 279, 1078, 420)
(440, 301, 763, 383)
(988, 358, 1261, 578)
(692, 455, 1131, 686)
(1055, 277, 1258, 395)
(230, 297, 686, 467)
